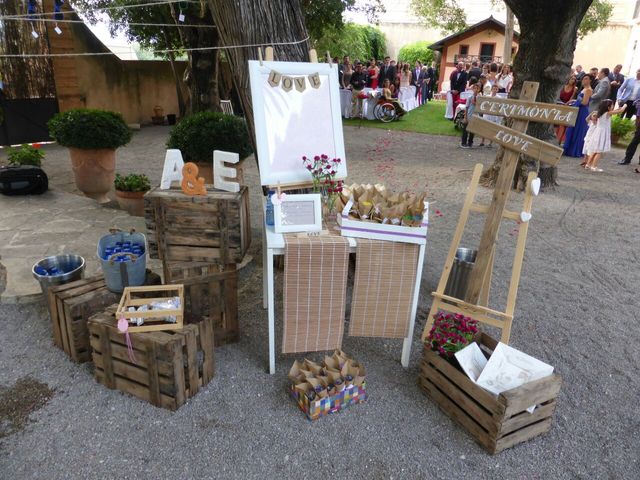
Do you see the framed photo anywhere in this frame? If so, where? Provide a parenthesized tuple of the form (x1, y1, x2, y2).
(273, 193, 322, 233)
(249, 60, 347, 186)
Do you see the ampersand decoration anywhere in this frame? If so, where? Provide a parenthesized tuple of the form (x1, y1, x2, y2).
(181, 162, 206, 196)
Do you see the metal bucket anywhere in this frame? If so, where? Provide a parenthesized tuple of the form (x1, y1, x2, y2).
(97, 230, 147, 293)
(444, 248, 477, 300)
(32, 254, 86, 296)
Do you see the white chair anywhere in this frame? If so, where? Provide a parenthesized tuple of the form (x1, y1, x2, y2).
(221, 100, 234, 115)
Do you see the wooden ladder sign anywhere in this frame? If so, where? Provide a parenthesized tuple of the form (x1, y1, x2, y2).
(422, 81, 577, 342)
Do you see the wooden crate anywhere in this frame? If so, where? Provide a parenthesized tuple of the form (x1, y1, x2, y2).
(117, 284, 184, 333)
(88, 306, 215, 410)
(164, 262, 239, 347)
(419, 332, 562, 454)
(47, 271, 162, 363)
(144, 185, 251, 265)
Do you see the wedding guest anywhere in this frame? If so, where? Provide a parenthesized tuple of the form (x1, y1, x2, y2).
(608, 64, 625, 101)
(449, 61, 468, 108)
(413, 61, 423, 99)
(617, 96, 640, 164)
(616, 69, 640, 119)
(575, 65, 586, 84)
(460, 83, 480, 148)
(497, 64, 513, 94)
(379, 56, 396, 84)
(334, 57, 343, 87)
(382, 79, 406, 116)
(486, 62, 499, 91)
(584, 100, 627, 172)
(342, 56, 353, 89)
(469, 61, 482, 82)
(426, 62, 436, 100)
(350, 62, 367, 118)
(590, 67, 600, 89)
(480, 83, 502, 148)
(563, 75, 593, 157)
(367, 60, 380, 89)
(590, 68, 611, 113)
(481, 63, 489, 76)
(419, 66, 430, 105)
(400, 63, 412, 88)
(556, 76, 578, 144)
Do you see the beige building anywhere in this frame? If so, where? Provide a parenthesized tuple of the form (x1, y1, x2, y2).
(355, 0, 636, 75)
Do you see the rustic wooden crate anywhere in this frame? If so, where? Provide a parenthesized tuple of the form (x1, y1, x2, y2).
(164, 262, 238, 347)
(47, 271, 162, 363)
(88, 305, 215, 410)
(144, 185, 251, 265)
(47, 275, 120, 363)
(419, 332, 562, 454)
(116, 284, 184, 333)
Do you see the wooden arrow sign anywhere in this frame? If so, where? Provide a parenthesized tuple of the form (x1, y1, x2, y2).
(476, 97, 578, 126)
(466, 116, 563, 166)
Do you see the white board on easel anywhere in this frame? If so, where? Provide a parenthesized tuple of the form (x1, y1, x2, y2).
(248, 60, 347, 186)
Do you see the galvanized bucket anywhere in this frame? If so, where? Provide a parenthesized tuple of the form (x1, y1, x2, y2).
(32, 254, 86, 296)
(97, 229, 147, 293)
(444, 248, 477, 300)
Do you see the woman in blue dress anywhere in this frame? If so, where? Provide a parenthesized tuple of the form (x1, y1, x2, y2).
(563, 75, 593, 158)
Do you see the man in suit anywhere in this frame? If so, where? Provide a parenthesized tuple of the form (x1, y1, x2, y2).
(590, 67, 600, 90)
(448, 62, 468, 118)
(575, 65, 586, 83)
(413, 61, 423, 98)
(426, 63, 435, 100)
(469, 61, 482, 83)
(349, 62, 368, 118)
(589, 68, 610, 113)
(616, 69, 640, 119)
(608, 64, 625, 101)
(379, 56, 396, 85)
(618, 96, 640, 164)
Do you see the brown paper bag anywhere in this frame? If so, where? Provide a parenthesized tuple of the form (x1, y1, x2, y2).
(307, 377, 328, 399)
(304, 359, 323, 376)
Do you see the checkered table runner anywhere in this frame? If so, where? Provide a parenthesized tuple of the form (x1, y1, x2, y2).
(282, 234, 350, 353)
(349, 239, 419, 338)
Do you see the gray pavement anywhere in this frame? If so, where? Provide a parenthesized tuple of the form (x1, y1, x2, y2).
(1, 125, 639, 478)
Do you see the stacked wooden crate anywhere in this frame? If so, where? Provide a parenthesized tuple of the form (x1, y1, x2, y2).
(144, 186, 250, 346)
(88, 305, 215, 410)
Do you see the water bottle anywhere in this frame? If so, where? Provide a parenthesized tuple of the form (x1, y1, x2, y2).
(265, 190, 275, 226)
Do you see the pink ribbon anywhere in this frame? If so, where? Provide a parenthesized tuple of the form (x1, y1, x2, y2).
(117, 317, 137, 364)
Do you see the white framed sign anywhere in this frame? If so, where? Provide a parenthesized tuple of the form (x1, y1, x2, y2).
(248, 60, 347, 186)
(273, 193, 322, 233)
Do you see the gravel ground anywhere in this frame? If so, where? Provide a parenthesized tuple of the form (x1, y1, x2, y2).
(1, 124, 639, 479)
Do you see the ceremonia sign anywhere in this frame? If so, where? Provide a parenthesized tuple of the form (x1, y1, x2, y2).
(476, 97, 577, 126)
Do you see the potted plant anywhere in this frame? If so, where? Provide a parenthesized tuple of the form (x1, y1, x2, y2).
(166, 111, 252, 184)
(426, 311, 479, 363)
(611, 115, 635, 144)
(7, 143, 44, 167)
(48, 108, 132, 203)
(114, 173, 151, 217)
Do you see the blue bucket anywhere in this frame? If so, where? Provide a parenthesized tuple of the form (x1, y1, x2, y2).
(97, 230, 147, 293)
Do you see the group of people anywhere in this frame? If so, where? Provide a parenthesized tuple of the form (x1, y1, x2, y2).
(561, 64, 640, 173)
(336, 56, 436, 118)
(446, 61, 515, 148)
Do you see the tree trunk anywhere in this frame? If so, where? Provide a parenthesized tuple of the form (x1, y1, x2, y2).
(162, 29, 187, 118)
(207, 0, 311, 156)
(170, 4, 221, 114)
(481, 0, 593, 190)
(502, 7, 514, 64)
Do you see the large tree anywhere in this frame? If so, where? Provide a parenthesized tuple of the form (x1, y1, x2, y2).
(207, 0, 311, 155)
(74, 0, 220, 115)
(412, 0, 613, 188)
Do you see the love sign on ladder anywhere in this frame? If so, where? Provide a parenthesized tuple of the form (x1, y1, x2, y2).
(422, 81, 578, 343)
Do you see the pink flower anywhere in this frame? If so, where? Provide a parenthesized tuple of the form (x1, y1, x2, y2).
(306, 165, 312, 171)
(314, 155, 320, 161)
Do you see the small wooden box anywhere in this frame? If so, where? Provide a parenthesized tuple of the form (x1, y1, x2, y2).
(116, 284, 184, 333)
(144, 186, 251, 265)
(164, 262, 239, 347)
(419, 333, 562, 454)
(88, 306, 215, 410)
(47, 275, 121, 363)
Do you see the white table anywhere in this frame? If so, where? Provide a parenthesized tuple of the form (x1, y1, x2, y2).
(340, 88, 380, 120)
(261, 202, 426, 374)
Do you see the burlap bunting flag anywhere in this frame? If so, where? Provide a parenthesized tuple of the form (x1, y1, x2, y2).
(349, 239, 419, 338)
(282, 234, 350, 353)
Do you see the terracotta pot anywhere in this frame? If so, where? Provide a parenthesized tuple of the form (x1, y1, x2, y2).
(69, 148, 116, 203)
(611, 133, 621, 145)
(115, 190, 147, 217)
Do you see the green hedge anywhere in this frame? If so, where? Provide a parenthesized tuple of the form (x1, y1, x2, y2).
(48, 109, 132, 150)
(398, 41, 435, 65)
(314, 23, 387, 62)
(166, 111, 252, 162)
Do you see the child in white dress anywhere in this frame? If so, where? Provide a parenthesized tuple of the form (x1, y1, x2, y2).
(479, 84, 503, 148)
(584, 100, 627, 172)
(580, 112, 598, 167)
